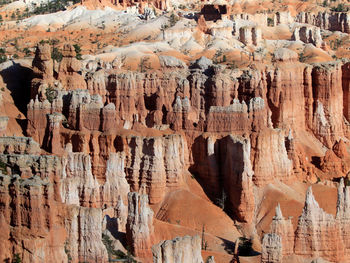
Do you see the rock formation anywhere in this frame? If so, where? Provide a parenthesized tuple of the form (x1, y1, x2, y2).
(0, 116, 8, 136)
(292, 26, 323, 47)
(261, 233, 282, 263)
(122, 134, 187, 204)
(239, 26, 262, 46)
(4, 2, 350, 262)
(220, 135, 255, 222)
(31, 43, 55, 100)
(126, 192, 155, 259)
(294, 187, 344, 261)
(152, 235, 203, 263)
(65, 206, 108, 263)
(58, 44, 87, 90)
(336, 178, 350, 256)
(0, 159, 67, 263)
(296, 12, 350, 34)
(0, 138, 120, 263)
(269, 204, 294, 256)
(263, 186, 348, 262)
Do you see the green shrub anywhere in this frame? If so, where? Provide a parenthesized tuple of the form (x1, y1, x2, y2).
(23, 47, 31, 57)
(102, 233, 136, 262)
(0, 160, 7, 175)
(331, 3, 348, 12)
(45, 86, 58, 103)
(12, 253, 21, 263)
(267, 17, 274, 27)
(0, 48, 6, 63)
(73, 44, 82, 60)
(51, 47, 62, 62)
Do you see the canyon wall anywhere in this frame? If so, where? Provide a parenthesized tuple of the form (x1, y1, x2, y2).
(3, 23, 350, 262)
(262, 180, 350, 263)
(152, 235, 203, 263)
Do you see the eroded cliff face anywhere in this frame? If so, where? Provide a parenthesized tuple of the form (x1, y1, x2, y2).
(262, 181, 350, 263)
(152, 235, 203, 263)
(294, 187, 344, 262)
(126, 192, 155, 259)
(261, 233, 282, 263)
(0, 142, 122, 263)
(0, 173, 67, 263)
(65, 206, 108, 263)
(0, 152, 66, 263)
(3, 28, 350, 262)
(27, 44, 350, 188)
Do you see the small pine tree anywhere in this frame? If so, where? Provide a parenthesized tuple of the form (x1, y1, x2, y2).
(222, 55, 227, 63)
(73, 44, 82, 60)
(51, 47, 62, 62)
(23, 47, 31, 57)
(0, 48, 7, 63)
(12, 253, 21, 263)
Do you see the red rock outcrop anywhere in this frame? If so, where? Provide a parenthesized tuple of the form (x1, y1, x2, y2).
(311, 63, 344, 147)
(11, 40, 350, 263)
(296, 12, 350, 33)
(65, 206, 108, 263)
(0, 158, 67, 263)
(58, 44, 87, 91)
(0, 140, 116, 263)
(31, 43, 55, 100)
(250, 129, 293, 186)
(126, 192, 155, 259)
(336, 178, 350, 257)
(220, 135, 255, 222)
(121, 134, 187, 204)
(294, 187, 344, 262)
(263, 184, 350, 262)
(152, 235, 203, 263)
(61, 150, 130, 208)
(261, 233, 282, 263)
(269, 204, 294, 256)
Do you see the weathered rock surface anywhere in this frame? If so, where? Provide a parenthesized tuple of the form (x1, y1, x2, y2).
(0, 172, 67, 263)
(296, 11, 350, 34)
(220, 135, 255, 222)
(292, 26, 322, 47)
(261, 233, 282, 263)
(263, 186, 347, 262)
(0, 136, 41, 155)
(269, 204, 294, 256)
(6, 17, 350, 262)
(58, 44, 87, 90)
(0, 149, 119, 263)
(152, 235, 203, 263)
(295, 187, 344, 261)
(126, 192, 154, 259)
(65, 206, 108, 263)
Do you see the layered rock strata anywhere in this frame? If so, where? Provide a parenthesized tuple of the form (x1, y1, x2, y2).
(126, 192, 155, 259)
(263, 183, 350, 262)
(261, 233, 282, 263)
(0, 139, 126, 263)
(152, 235, 203, 263)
